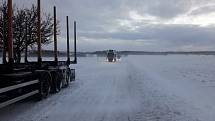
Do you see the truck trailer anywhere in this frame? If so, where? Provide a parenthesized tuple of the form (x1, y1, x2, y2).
(0, 0, 77, 108)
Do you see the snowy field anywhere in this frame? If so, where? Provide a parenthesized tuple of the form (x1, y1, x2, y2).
(1, 55, 215, 121)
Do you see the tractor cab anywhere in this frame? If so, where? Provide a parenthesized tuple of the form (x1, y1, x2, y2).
(106, 50, 116, 62)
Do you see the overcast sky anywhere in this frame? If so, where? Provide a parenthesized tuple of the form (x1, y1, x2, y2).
(11, 0, 215, 51)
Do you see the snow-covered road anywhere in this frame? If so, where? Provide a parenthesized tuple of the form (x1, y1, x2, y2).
(1, 55, 215, 121)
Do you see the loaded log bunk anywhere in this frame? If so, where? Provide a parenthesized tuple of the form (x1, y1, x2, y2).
(0, 0, 77, 108)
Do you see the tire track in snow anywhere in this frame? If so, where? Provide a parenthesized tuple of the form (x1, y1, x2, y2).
(37, 60, 143, 121)
(0, 57, 203, 121)
(126, 59, 201, 121)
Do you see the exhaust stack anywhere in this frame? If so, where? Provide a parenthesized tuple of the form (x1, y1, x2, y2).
(7, 0, 13, 64)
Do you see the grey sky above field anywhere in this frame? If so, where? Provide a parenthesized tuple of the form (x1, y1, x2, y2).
(12, 0, 215, 51)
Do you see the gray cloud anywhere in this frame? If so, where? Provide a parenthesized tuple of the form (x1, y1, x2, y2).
(189, 4, 215, 16)
(122, 0, 191, 19)
(9, 0, 215, 51)
(80, 24, 215, 48)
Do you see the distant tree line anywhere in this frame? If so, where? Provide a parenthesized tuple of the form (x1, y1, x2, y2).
(0, 1, 60, 63)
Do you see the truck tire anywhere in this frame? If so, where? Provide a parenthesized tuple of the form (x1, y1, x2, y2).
(37, 71, 52, 100)
(56, 70, 63, 91)
(50, 70, 61, 93)
(64, 68, 71, 87)
(70, 69, 75, 82)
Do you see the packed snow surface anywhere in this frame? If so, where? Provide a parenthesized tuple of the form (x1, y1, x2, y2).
(1, 55, 215, 121)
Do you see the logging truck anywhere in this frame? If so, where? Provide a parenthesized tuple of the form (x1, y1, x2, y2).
(0, 0, 77, 108)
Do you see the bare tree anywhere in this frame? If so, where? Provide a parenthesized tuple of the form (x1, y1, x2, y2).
(0, 3, 3, 48)
(0, 14, 3, 49)
(0, 2, 60, 63)
(0, 1, 8, 63)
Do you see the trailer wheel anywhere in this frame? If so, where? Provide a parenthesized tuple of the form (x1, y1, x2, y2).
(56, 71, 63, 91)
(38, 71, 51, 100)
(70, 69, 75, 82)
(64, 68, 70, 87)
(50, 71, 61, 93)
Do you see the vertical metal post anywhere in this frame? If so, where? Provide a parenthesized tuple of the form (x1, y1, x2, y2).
(66, 16, 70, 64)
(74, 21, 77, 63)
(25, 20, 28, 63)
(7, 0, 13, 64)
(54, 6, 58, 63)
(37, 0, 42, 63)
